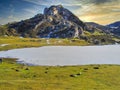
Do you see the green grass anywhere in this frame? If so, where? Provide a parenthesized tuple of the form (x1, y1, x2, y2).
(0, 58, 120, 90)
(0, 36, 120, 90)
(0, 36, 89, 51)
(0, 36, 119, 51)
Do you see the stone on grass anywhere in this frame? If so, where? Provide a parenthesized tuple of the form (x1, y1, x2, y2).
(15, 69, 19, 72)
(93, 67, 99, 69)
(25, 67, 29, 70)
(70, 74, 77, 77)
(84, 68, 88, 70)
(76, 72, 82, 75)
(45, 71, 48, 74)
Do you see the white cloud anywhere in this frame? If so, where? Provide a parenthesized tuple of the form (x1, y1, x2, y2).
(24, 8, 38, 14)
(23, 0, 52, 6)
(23, 0, 83, 7)
(1, 0, 120, 25)
(23, 5, 44, 16)
(112, 9, 120, 12)
(8, 15, 14, 19)
(9, 4, 15, 14)
(0, 16, 20, 25)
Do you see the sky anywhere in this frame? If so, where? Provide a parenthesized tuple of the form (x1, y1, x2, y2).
(0, 0, 120, 25)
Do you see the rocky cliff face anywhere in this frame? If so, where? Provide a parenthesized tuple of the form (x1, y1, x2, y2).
(8, 5, 86, 38)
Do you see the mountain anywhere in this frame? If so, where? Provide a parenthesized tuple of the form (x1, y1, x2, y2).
(85, 22, 111, 33)
(107, 21, 120, 28)
(86, 21, 120, 37)
(106, 21, 120, 36)
(8, 5, 86, 38)
(0, 5, 119, 44)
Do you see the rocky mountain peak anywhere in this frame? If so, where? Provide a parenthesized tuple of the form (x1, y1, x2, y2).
(44, 5, 84, 26)
(44, 5, 63, 16)
(8, 5, 87, 38)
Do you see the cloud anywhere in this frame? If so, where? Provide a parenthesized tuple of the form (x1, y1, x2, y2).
(111, 9, 120, 12)
(23, 0, 83, 7)
(0, 16, 20, 25)
(23, 0, 57, 6)
(8, 15, 14, 19)
(79, 6, 120, 24)
(70, 0, 120, 24)
(89, 0, 113, 4)
(0, 0, 120, 25)
(9, 4, 15, 13)
(78, 0, 120, 5)
(24, 8, 38, 14)
(23, 4, 45, 17)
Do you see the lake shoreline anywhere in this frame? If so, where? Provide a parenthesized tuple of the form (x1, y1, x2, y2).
(1, 58, 120, 90)
(0, 45, 120, 66)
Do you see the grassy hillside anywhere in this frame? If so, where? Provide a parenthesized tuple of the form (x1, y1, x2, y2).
(0, 58, 120, 90)
(0, 22, 120, 48)
(0, 35, 119, 51)
(0, 36, 90, 51)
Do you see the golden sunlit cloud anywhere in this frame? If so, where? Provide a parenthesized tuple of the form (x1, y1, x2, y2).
(73, 1, 120, 25)
(0, 0, 120, 25)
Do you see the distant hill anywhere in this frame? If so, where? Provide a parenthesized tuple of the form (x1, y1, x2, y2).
(106, 21, 120, 36)
(85, 21, 120, 37)
(107, 21, 120, 28)
(85, 22, 111, 33)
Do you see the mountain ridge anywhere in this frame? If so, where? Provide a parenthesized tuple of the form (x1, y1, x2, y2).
(8, 5, 87, 38)
(0, 5, 120, 44)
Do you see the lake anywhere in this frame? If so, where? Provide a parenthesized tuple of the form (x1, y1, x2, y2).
(0, 45, 120, 66)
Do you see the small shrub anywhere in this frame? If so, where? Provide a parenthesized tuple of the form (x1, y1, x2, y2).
(93, 67, 99, 69)
(80, 35, 88, 41)
(25, 67, 29, 70)
(93, 39, 100, 45)
(45, 71, 48, 74)
(15, 69, 19, 72)
(33, 75, 37, 77)
(76, 72, 82, 75)
(45, 68, 49, 70)
(71, 39, 76, 42)
(101, 38, 106, 42)
(84, 68, 88, 70)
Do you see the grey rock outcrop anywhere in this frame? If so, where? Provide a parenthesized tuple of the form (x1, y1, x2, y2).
(9, 5, 86, 38)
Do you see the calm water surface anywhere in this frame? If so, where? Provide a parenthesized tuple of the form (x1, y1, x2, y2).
(0, 45, 120, 66)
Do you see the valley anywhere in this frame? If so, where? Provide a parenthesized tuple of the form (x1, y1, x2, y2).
(0, 4, 120, 90)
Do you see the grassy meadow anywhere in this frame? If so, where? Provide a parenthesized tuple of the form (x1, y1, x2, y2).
(0, 35, 119, 51)
(0, 36, 89, 51)
(0, 58, 120, 90)
(0, 36, 120, 90)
